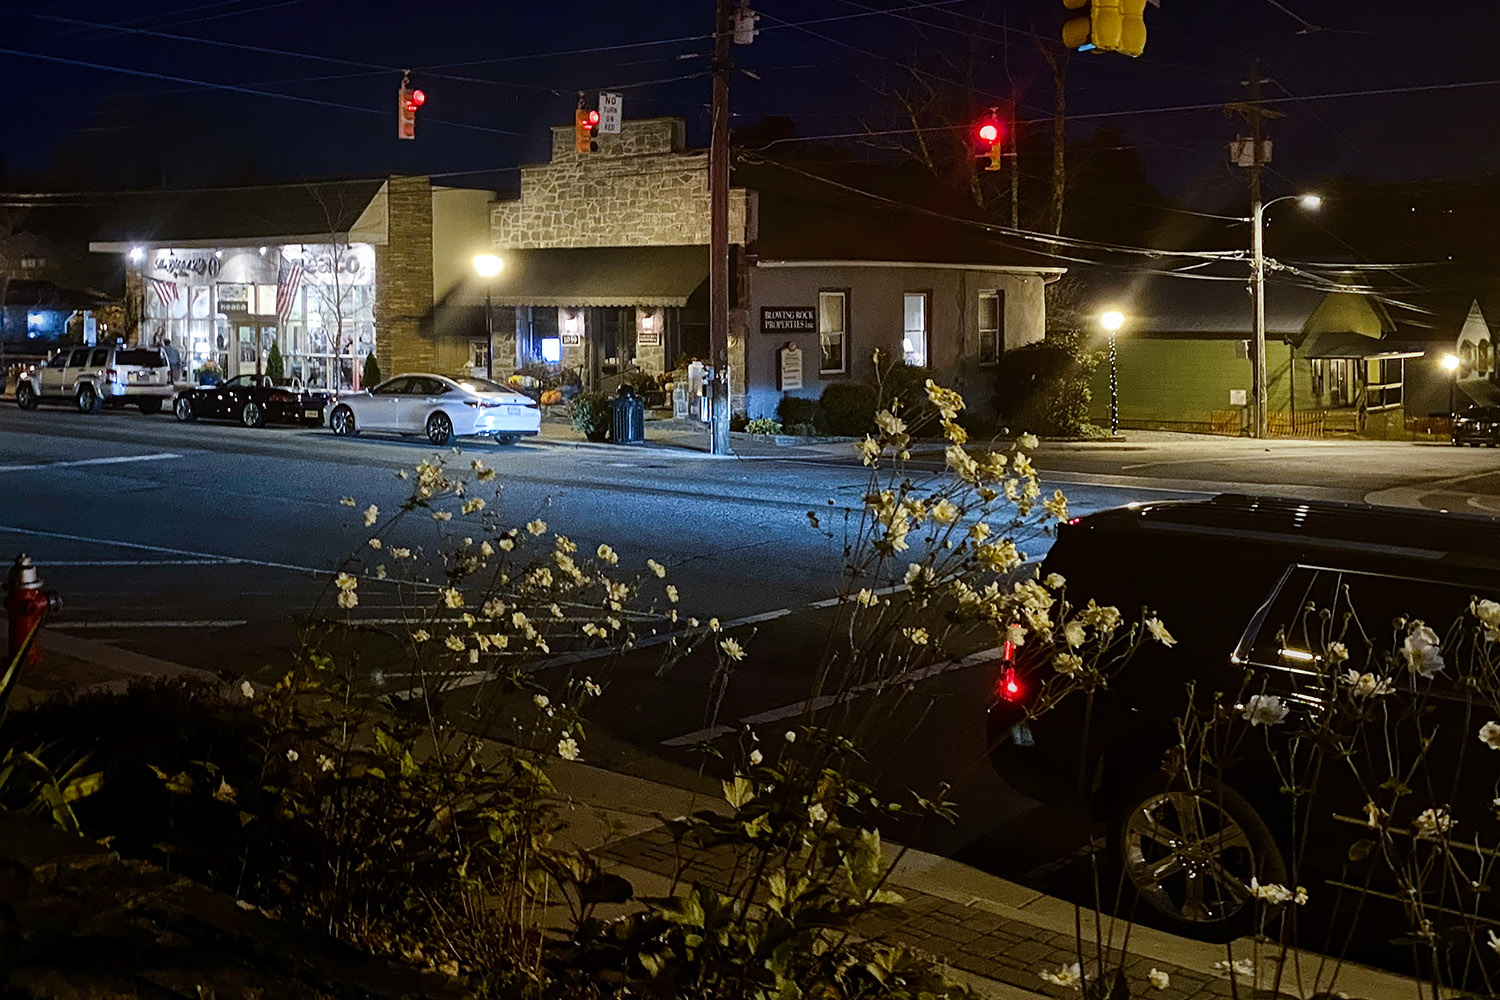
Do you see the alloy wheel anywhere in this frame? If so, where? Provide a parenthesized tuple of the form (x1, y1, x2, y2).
(330, 406, 356, 436)
(1120, 790, 1260, 925)
(174, 396, 195, 422)
(426, 412, 453, 446)
(241, 401, 264, 428)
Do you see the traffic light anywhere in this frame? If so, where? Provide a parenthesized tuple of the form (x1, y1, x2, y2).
(575, 108, 600, 153)
(1062, 0, 1148, 57)
(397, 80, 425, 140)
(975, 116, 1004, 172)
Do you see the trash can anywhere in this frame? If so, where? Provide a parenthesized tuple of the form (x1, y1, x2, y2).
(611, 386, 646, 445)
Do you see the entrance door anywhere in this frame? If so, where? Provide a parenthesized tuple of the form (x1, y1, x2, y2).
(235, 323, 256, 378)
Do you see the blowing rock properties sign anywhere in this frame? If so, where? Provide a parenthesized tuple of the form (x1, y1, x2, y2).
(761, 306, 815, 334)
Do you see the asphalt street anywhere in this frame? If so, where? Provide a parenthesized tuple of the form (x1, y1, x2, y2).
(5, 404, 1500, 900)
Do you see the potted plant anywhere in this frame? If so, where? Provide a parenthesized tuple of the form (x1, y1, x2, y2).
(194, 359, 222, 386)
(571, 391, 612, 442)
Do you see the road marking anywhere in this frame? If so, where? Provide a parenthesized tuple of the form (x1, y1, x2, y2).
(52, 619, 249, 629)
(660, 647, 1004, 747)
(0, 523, 339, 576)
(38, 559, 234, 567)
(0, 452, 182, 473)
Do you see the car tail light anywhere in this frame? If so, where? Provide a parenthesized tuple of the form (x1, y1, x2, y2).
(464, 399, 502, 408)
(997, 667, 1024, 702)
(270, 391, 296, 402)
(105, 368, 118, 381)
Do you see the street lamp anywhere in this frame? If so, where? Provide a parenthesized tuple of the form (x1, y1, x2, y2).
(1251, 192, 1321, 439)
(1101, 309, 1124, 436)
(1441, 352, 1461, 424)
(473, 254, 504, 379)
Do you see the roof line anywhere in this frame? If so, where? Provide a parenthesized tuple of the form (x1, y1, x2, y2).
(753, 259, 1064, 275)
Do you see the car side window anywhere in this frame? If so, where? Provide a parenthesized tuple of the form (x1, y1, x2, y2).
(412, 377, 447, 396)
(66, 349, 89, 368)
(89, 349, 108, 367)
(373, 377, 410, 395)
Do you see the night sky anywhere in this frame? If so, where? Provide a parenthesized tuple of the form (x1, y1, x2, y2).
(2, 0, 1498, 205)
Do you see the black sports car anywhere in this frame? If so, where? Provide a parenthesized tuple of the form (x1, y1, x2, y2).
(173, 375, 333, 428)
(1451, 404, 1500, 446)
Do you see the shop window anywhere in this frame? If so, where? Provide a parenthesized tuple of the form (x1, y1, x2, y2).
(541, 337, 562, 363)
(979, 290, 1004, 365)
(519, 307, 560, 367)
(597, 307, 634, 367)
(819, 290, 847, 375)
(903, 292, 928, 367)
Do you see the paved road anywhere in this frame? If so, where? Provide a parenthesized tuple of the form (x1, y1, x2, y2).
(4, 405, 1499, 900)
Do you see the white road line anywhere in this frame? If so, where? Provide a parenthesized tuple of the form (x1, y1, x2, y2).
(52, 619, 249, 629)
(38, 559, 234, 567)
(660, 647, 1003, 747)
(0, 452, 183, 473)
(0, 523, 336, 576)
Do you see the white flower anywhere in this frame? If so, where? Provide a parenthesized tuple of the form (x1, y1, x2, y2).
(336, 589, 358, 609)
(533, 694, 550, 710)
(432, 510, 453, 522)
(441, 587, 465, 609)
(1005, 623, 1027, 648)
(1488, 929, 1500, 956)
(1325, 640, 1348, 664)
(784, 730, 797, 743)
(1294, 886, 1309, 906)
(749, 749, 763, 766)
(1145, 617, 1175, 646)
(1344, 669, 1394, 697)
(902, 627, 929, 645)
(285, 749, 299, 763)
(808, 801, 828, 823)
(596, 543, 619, 565)
(1147, 969, 1170, 990)
(647, 558, 667, 578)
(374, 564, 387, 580)
(1018, 432, 1039, 450)
(1053, 652, 1084, 677)
(930, 498, 960, 525)
(444, 635, 465, 652)
(368, 537, 382, 550)
(666, 584, 679, 603)
(461, 497, 486, 514)
(389, 546, 411, 559)
(1414, 807, 1454, 838)
(334, 572, 358, 592)
(1250, 878, 1293, 905)
(1474, 598, 1500, 640)
(719, 638, 746, 661)
(856, 435, 881, 466)
(1044, 572, 1066, 590)
(1212, 958, 1257, 980)
(1479, 720, 1500, 750)
(1063, 621, 1086, 648)
(708, 617, 722, 632)
(525, 519, 547, 535)
(855, 588, 879, 607)
(556, 736, 580, 761)
(317, 754, 335, 773)
(1242, 693, 1289, 727)
(362, 504, 379, 527)
(874, 409, 906, 437)
(339, 496, 356, 507)
(411, 629, 430, 643)
(583, 678, 602, 697)
(1363, 800, 1387, 829)
(1038, 963, 1081, 989)
(239, 680, 255, 699)
(1401, 623, 1446, 677)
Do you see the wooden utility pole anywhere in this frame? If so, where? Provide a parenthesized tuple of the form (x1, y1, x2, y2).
(708, 0, 732, 456)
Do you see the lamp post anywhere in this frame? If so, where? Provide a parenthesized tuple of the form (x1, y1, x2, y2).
(1250, 192, 1321, 439)
(473, 254, 504, 379)
(1101, 309, 1124, 436)
(1442, 352, 1460, 426)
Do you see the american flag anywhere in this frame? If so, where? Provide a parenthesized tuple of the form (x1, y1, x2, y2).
(276, 255, 305, 327)
(148, 277, 179, 309)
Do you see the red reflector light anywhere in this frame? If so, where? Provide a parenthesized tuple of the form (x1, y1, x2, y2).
(998, 667, 1023, 702)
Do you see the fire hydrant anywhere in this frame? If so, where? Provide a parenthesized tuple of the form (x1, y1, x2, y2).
(5, 554, 61, 666)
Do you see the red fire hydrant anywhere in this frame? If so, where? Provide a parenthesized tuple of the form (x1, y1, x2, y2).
(5, 554, 61, 666)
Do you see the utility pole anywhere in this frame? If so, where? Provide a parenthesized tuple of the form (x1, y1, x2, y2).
(1228, 60, 1282, 440)
(708, 0, 732, 456)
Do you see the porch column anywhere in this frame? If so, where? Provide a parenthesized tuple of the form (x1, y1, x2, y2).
(635, 307, 667, 375)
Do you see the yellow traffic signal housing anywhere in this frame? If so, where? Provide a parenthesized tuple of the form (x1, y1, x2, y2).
(1119, 0, 1147, 57)
(1062, 0, 1147, 57)
(986, 144, 1003, 172)
(574, 109, 599, 154)
(1061, 0, 1092, 49)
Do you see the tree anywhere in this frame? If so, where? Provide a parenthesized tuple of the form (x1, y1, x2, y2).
(265, 342, 284, 381)
(362, 353, 381, 389)
(304, 184, 363, 391)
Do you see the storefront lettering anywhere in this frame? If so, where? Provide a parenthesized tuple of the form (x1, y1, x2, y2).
(761, 306, 816, 333)
(305, 253, 362, 276)
(153, 253, 222, 279)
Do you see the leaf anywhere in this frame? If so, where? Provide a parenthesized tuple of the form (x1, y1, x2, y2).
(61, 771, 103, 803)
(1378, 776, 1412, 797)
(722, 775, 754, 810)
(1348, 839, 1377, 862)
(373, 727, 400, 758)
(742, 813, 771, 840)
(661, 888, 707, 928)
(148, 764, 194, 795)
(847, 828, 884, 897)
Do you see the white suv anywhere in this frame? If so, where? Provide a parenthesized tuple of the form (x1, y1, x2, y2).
(16, 345, 174, 414)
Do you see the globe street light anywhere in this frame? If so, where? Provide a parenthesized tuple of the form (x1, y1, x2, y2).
(1251, 192, 1321, 439)
(1101, 310, 1125, 436)
(472, 254, 504, 379)
(1442, 352, 1461, 426)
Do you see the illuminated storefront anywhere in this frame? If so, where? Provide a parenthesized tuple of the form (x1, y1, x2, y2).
(132, 242, 375, 390)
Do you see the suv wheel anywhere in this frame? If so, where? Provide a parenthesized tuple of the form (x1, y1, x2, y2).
(174, 396, 196, 422)
(1109, 777, 1285, 942)
(426, 411, 454, 447)
(240, 401, 266, 428)
(138, 398, 163, 415)
(15, 382, 38, 410)
(329, 405, 358, 437)
(76, 384, 101, 413)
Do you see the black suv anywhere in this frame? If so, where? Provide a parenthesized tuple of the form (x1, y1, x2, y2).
(988, 495, 1500, 950)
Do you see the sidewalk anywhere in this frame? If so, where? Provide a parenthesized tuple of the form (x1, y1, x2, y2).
(5, 626, 1413, 1000)
(535, 416, 858, 460)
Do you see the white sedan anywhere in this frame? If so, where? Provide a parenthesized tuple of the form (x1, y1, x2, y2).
(328, 373, 541, 446)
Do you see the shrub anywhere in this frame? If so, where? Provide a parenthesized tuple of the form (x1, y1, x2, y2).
(991, 330, 1098, 437)
(745, 416, 782, 435)
(619, 370, 655, 395)
(362, 353, 382, 389)
(265, 342, 285, 381)
(572, 391, 613, 442)
(815, 382, 878, 437)
(775, 395, 819, 428)
(872, 361, 936, 430)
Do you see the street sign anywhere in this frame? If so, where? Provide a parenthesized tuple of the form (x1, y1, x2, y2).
(778, 343, 803, 391)
(599, 92, 623, 135)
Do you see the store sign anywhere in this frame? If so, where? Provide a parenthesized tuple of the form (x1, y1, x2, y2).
(762, 306, 815, 333)
(302, 252, 363, 276)
(778, 343, 803, 391)
(153, 251, 222, 279)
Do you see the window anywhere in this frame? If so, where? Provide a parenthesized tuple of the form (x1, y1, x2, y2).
(819, 291, 847, 374)
(19, 257, 43, 270)
(903, 293, 928, 367)
(372, 377, 411, 395)
(979, 291, 1004, 365)
(88, 348, 108, 368)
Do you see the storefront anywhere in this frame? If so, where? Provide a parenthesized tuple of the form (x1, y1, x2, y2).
(130, 242, 376, 390)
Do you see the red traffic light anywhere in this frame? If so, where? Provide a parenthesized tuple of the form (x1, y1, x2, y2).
(410, 89, 426, 107)
(585, 109, 600, 128)
(977, 121, 1000, 145)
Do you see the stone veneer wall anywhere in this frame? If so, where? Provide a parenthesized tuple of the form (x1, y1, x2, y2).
(374, 176, 436, 376)
(490, 117, 747, 249)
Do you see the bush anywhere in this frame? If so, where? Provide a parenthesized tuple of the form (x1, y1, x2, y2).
(745, 416, 782, 435)
(815, 382, 878, 437)
(991, 330, 1098, 437)
(776, 395, 819, 428)
(362, 353, 382, 389)
(265, 342, 285, 381)
(572, 391, 613, 442)
(872, 362, 936, 430)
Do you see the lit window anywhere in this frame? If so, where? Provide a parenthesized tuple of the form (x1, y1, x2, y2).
(979, 291, 1004, 365)
(19, 257, 43, 270)
(819, 291, 847, 375)
(903, 292, 927, 367)
(541, 337, 562, 364)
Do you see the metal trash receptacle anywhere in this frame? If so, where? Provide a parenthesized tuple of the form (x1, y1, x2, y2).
(611, 387, 646, 445)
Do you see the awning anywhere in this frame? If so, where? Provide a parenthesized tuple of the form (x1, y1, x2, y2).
(1299, 331, 1425, 361)
(485, 245, 708, 308)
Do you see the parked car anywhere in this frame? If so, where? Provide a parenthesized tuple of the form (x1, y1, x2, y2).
(328, 373, 541, 446)
(15, 345, 173, 414)
(987, 494, 1500, 950)
(173, 374, 333, 428)
(1451, 404, 1500, 446)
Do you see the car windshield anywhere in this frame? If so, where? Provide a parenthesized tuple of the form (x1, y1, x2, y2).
(451, 377, 511, 395)
(115, 349, 165, 367)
